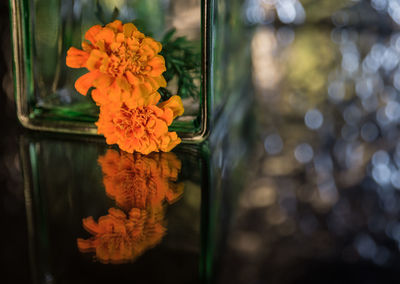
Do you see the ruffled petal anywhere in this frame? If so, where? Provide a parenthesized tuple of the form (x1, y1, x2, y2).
(125, 71, 140, 86)
(142, 37, 162, 54)
(94, 27, 115, 44)
(160, 132, 181, 152)
(153, 75, 167, 88)
(74, 70, 101, 95)
(123, 23, 138, 37)
(66, 47, 89, 68)
(146, 92, 161, 106)
(106, 20, 123, 32)
(151, 118, 169, 138)
(86, 49, 105, 71)
(94, 73, 114, 90)
(82, 216, 100, 235)
(159, 107, 173, 125)
(84, 25, 102, 45)
(158, 95, 184, 119)
(148, 55, 166, 77)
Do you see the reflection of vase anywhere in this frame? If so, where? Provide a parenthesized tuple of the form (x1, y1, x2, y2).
(20, 134, 208, 281)
(10, 0, 252, 142)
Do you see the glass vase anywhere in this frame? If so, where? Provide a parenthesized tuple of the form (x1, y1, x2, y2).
(10, 0, 209, 142)
(10, 0, 251, 143)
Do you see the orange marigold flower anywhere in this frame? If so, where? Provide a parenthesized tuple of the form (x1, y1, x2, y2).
(96, 95, 184, 154)
(66, 20, 167, 107)
(98, 149, 184, 211)
(91, 88, 161, 110)
(77, 208, 165, 264)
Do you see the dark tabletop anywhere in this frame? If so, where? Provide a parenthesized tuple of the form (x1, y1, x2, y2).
(5, 1, 400, 284)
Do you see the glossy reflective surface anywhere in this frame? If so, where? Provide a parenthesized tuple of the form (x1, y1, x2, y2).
(19, 136, 208, 283)
(8, 0, 400, 284)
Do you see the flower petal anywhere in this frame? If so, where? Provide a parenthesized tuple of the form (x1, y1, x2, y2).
(153, 75, 167, 88)
(116, 76, 131, 92)
(125, 71, 139, 86)
(160, 132, 181, 152)
(82, 216, 100, 235)
(94, 27, 115, 44)
(158, 95, 184, 119)
(94, 73, 113, 90)
(142, 37, 162, 54)
(86, 49, 105, 71)
(84, 25, 102, 45)
(91, 89, 106, 106)
(81, 41, 93, 52)
(106, 20, 123, 32)
(146, 92, 161, 106)
(159, 108, 173, 125)
(148, 55, 166, 76)
(66, 47, 89, 68)
(123, 23, 137, 37)
(74, 70, 100, 95)
(152, 118, 169, 138)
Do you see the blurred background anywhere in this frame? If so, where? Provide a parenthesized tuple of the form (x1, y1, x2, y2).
(5, 0, 400, 283)
(219, 0, 400, 283)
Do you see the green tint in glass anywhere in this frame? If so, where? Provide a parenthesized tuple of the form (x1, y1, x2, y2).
(10, 0, 209, 142)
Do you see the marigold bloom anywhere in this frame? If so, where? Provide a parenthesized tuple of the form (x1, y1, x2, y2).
(77, 208, 165, 264)
(96, 95, 184, 154)
(66, 20, 167, 107)
(98, 149, 184, 211)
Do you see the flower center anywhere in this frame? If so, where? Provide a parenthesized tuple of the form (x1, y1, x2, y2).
(114, 106, 154, 137)
(107, 41, 150, 77)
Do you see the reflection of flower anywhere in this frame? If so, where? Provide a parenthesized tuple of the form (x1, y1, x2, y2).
(96, 96, 184, 154)
(66, 20, 166, 107)
(78, 150, 183, 264)
(77, 208, 165, 264)
(98, 149, 184, 211)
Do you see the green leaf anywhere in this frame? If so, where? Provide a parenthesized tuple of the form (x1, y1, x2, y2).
(111, 7, 120, 22)
(160, 28, 201, 99)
